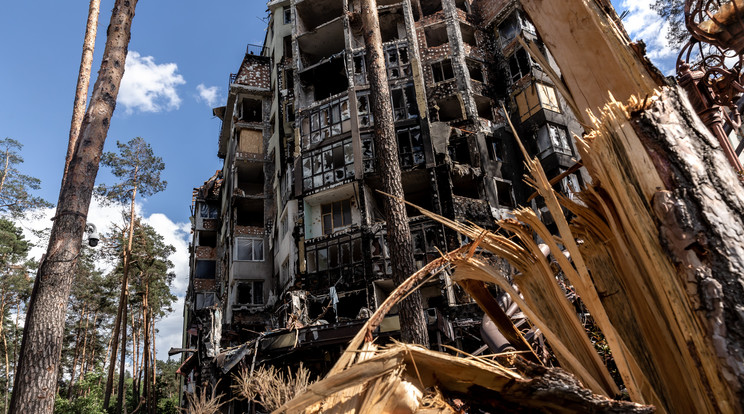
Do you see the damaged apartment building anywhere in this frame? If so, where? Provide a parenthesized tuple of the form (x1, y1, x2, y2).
(180, 0, 585, 407)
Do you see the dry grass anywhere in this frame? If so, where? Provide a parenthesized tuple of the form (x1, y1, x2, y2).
(232, 363, 315, 412)
(181, 382, 225, 414)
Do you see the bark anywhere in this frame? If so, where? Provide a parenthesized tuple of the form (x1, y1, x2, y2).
(142, 285, 149, 414)
(62, 0, 101, 189)
(359, 0, 428, 346)
(150, 311, 156, 414)
(9, 1, 137, 412)
(116, 295, 129, 414)
(3, 319, 8, 414)
(79, 309, 97, 382)
(68, 304, 87, 396)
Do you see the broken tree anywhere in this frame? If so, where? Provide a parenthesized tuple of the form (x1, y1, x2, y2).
(9, 1, 138, 412)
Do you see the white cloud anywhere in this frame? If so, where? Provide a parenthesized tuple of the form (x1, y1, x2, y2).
(621, 0, 676, 74)
(118, 51, 186, 114)
(196, 84, 221, 107)
(17, 199, 191, 362)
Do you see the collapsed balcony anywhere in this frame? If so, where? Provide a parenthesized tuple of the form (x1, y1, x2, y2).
(296, 17, 345, 68)
(295, 0, 343, 34)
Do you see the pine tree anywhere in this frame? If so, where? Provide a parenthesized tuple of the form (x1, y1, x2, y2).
(95, 137, 166, 413)
(0, 138, 52, 216)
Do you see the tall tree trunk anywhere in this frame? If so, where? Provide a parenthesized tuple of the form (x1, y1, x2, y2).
(150, 310, 156, 414)
(142, 285, 149, 414)
(115, 185, 138, 414)
(359, 0, 428, 345)
(103, 229, 129, 408)
(11, 302, 20, 384)
(68, 304, 87, 397)
(62, 0, 101, 189)
(9, 2, 137, 412)
(80, 309, 97, 381)
(132, 308, 141, 405)
(3, 320, 9, 414)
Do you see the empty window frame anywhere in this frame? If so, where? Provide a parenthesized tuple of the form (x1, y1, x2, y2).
(431, 59, 454, 83)
(514, 82, 561, 121)
(390, 84, 418, 121)
(240, 98, 263, 122)
(199, 202, 219, 219)
(236, 280, 264, 305)
(321, 199, 352, 235)
(357, 91, 374, 128)
(302, 139, 354, 191)
(494, 178, 515, 208)
(283, 7, 292, 24)
(424, 24, 448, 48)
(486, 136, 505, 162)
(535, 123, 572, 157)
(397, 126, 425, 168)
(353, 53, 367, 85)
(466, 58, 484, 82)
(411, 222, 443, 266)
(235, 237, 265, 261)
(195, 260, 216, 279)
(283, 35, 293, 59)
(386, 45, 411, 80)
(299, 97, 352, 147)
(305, 233, 363, 273)
(508, 48, 531, 83)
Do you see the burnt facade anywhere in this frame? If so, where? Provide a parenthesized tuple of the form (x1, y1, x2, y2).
(180, 0, 584, 409)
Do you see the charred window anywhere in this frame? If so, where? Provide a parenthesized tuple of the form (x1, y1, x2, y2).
(299, 96, 352, 147)
(283, 36, 293, 59)
(466, 59, 484, 82)
(236, 281, 264, 305)
(305, 233, 363, 274)
(411, 222, 444, 268)
(431, 59, 454, 83)
(240, 98, 263, 123)
(321, 199, 353, 235)
(486, 136, 504, 162)
(494, 178, 515, 208)
(397, 126, 425, 168)
(386, 45, 411, 80)
(353, 53, 367, 85)
(508, 48, 531, 83)
(357, 91, 374, 128)
(424, 24, 448, 48)
(361, 134, 375, 173)
(302, 139, 354, 191)
(391, 84, 418, 121)
(535, 123, 572, 158)
(195, 260, 216, 279)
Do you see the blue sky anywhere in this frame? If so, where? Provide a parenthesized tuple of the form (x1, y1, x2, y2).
(0, 0, 676, 360)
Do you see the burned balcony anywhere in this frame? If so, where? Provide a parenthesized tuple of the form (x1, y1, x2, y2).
(534, 123, 575, 172)
(424, 22, 449, 49)
(235, 162, 265, 197)
(234, 198, 264, 229)
(295, 0, 343, 34)
(298, 55, 348, 104)
(296, 16, 345, 68)
(453, 194, 492, 226)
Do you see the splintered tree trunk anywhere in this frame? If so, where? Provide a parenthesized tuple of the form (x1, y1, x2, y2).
(9, 1, 137, 412)
(359, 0, 429, 345)
(518, 0, 744, 412)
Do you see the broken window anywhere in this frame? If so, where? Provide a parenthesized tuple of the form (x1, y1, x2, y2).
(494, 178, 515, 208)
(285, 69, 294, 91)
(353, 53, 367, 85)
(397, 126, 425, 168)
(299, 96, 352, 147)
(302, 138, 354, 191)
(379, 10, 404, 42)
(459, 23, 477, 47)
(466, 59, 484, 82)
(195, 292, 216, 310)
(486, 136, 504, 162)
(240, 98, 263, 122)
(198, 231, 217, 248)
(535, 123, 572, 158)
(475, 95, 494, 121)
(431, 59, 454, 83)
(199, 202, 219, 219)
(386, 45, 411, 80)
(235, 237, 265, 261)
(283, 36, 293, 59)
(361, 134, 375, 173)
(498, 13, 520, 48)
(411, 221, 443, 268)
(235, 199, 264, 227)
(455, 0, 469, 13)
(357, 91, 374, 128)
(321, 199, 353, 235)
(285, 102, 295, 123)
(236, 281, 264, 305)
(436, 96, 465, 122)
(424, 24, 448, 48)
(370, 234, 392, 276)
(305, 233, 362, 273)
(195, 260, 216, 279)
(514, 82, 561, 121)
(283, 7, 292, 24)
(298, 56, 347, 101)
(390, 84, 418, 121)
(448, 138, 471, 164)
(508, 48, 532, 83)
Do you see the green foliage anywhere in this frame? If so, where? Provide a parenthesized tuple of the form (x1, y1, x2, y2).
(650, 0, 689, 48)
(54, 371, 107, 414)
(96, 137, 167, 204)
(0, 138, 52, 216)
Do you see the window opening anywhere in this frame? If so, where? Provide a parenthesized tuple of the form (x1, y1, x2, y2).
(199, 202, 219, 219)
(397, 126, 425, 168)
(195, 260, 216, 279)
(235, 237, 265, 261)
(431, 59, 454, 83)
(302, 138, 354, 191)
(299, 96, 351, 147)
(236, 281, 264, 305)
